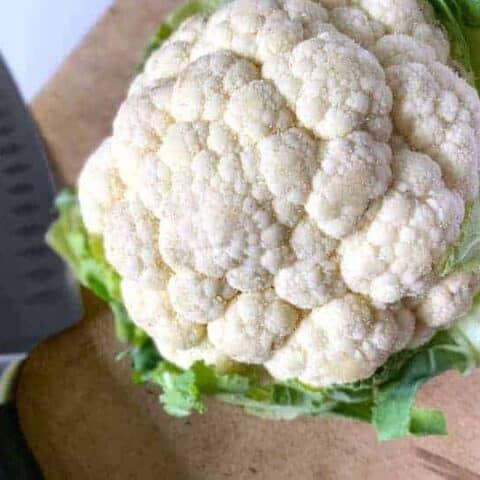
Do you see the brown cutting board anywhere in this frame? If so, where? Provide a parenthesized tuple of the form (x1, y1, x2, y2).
(16, 1, 480, 479)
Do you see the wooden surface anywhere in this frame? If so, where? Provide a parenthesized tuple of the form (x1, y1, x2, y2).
(16, 1, 480, 478)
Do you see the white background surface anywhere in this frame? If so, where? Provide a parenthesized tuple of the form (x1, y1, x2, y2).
(1, 0, 114, 101)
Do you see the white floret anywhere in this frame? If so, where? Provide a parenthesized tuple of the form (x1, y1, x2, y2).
(103, 194, 170, 288)
(113, 83, 174, 190)
(411, 6, 450, 63)
(197, 0, 327, 62)
(142, 15, 208, 83)
(264, 31, 393, 141)
(198, 0, 281, 60)
(330, 6, 385, 48)
(306, 131, 392, 238)
(140, 110, 291, 291)
(340, 149, 464, 304)
(147, 42, 193, 79)
(416, 272, 479, 328)
(259, 127, 319, 205)
(289, 217, 338, 262)
(373, 34, 437, 67)
(266, 294, 406, 386)
(281, 0, 329, 35)
(272, 198, 303, 227)
(274, 260, 347, 309)
(115, 85, 173, 148)
(171, 51, 260, 122)
(168, 14, 209, 44)
(121, 279, 205, 349)
(168, 269, 236, 324)
(387, 62, 480, 200)
(225, 80, 295, 144)
(78, 138, 125, 235)
(357, 0, 423, 31)
(208, 289, 299, 363)
(355, 0, 450, 62)
(274, 218, 346, 308)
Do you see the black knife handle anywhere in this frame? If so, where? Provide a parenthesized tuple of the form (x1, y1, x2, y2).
(0, 362, 43, 480)
(0, 403, 44, 480)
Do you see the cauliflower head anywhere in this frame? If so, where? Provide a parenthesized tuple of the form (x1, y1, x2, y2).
(78, 0, 480, 388)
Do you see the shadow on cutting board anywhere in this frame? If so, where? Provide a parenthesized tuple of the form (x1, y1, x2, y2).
(15, 291, 188, 480)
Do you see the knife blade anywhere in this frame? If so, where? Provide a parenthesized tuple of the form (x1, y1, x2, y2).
(0, 55, 83, 478)
(0, 55, 83, 367)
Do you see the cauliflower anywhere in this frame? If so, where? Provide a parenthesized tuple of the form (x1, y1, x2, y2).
(77, 0, 480, 389)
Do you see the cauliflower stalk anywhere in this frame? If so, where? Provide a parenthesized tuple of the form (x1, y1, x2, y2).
(48, 0, 480, 440)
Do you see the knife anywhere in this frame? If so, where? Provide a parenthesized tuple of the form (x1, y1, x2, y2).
(0, 55, 83, 478)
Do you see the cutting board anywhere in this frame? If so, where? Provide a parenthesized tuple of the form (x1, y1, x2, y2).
(16, 1, 480, 478)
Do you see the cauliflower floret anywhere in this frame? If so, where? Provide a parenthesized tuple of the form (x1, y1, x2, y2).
(146, 42, 193, 80)
(78, 138, 124, 235)
(274, 218, 347, 308)
(289, 217, 337, 261)
(373, 34, 437, 67)
(225, 80, 295, 144)
(197, 0, 327, 61)
(340, 150, 464, 304)
(142, 15, 208, 84)
(387, 62, 480, 200)
(357, 0, 424, 32)
(306, 131, 392, 238)
(264, 32, 393, 141)
(168, 269, 236, 324)
(208, 289, 299, 363)
(330, 6, 385, 48)
(167, 14, 209, 44)
(115, 85, 174, 148)
(147, 114, 291, 291)
(266, 294, 406, 386)
(113, 82, 174, 189)
(259, 127, 319, 205)
(171, 51, 260, 122)
(132, 14, 215, 96)
(416, 272, 479, 328)
(281, 0, 329, 35)
(272, 197, 303, 227)
(274, 260, 346, 309)
(411, 23, 450, 64)
(198, 0, 283, 60)
(103, 194, 170, 288)
(121, 279, 205, 349)
(357, 0, 449, 58)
